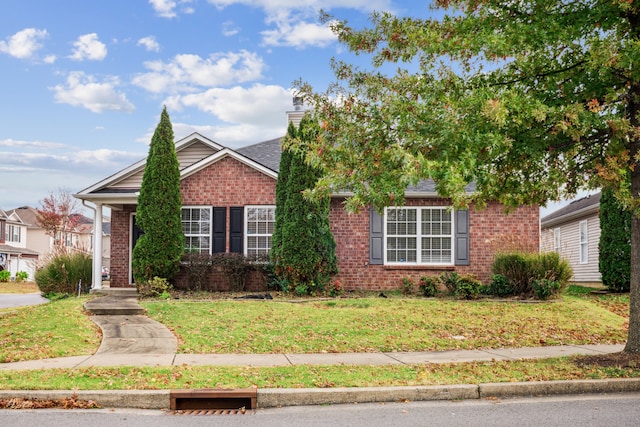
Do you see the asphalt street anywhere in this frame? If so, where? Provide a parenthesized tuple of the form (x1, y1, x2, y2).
(0, 293, 48, 309)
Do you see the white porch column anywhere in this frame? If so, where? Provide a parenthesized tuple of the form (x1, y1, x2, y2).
(92, 203, 103, 290)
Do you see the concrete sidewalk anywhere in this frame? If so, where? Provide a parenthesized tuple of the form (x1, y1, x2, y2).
(0, 292, 636, 410)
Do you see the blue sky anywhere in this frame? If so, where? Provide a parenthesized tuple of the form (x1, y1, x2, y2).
(0, 1, 571, 216)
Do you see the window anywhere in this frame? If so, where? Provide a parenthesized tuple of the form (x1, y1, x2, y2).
(182, 207, 211, 253)
(579, 220, 588, 264)
(245, 206, 275, 259)
(385, 207, 453, 265)
(6, 224, 21, 243)
(553, 228, 561, 253)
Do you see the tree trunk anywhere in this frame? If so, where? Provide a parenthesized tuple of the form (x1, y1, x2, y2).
(625, 212, 640, 352)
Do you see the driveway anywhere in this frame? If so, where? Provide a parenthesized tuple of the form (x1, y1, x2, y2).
(0, 293, 49, 309)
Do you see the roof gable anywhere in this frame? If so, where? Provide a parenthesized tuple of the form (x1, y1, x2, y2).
(541, 192, 601, 228)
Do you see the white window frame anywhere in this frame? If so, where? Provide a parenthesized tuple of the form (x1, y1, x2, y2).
(244, 205, 275, 259)
(579, 220, 588, 264)
(182, 206, 212, 254)
(553, 228, 561, 253)
(384, 206, 454, 266)
(5, 224, 21, 243)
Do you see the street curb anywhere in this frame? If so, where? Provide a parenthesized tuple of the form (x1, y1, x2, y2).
(2, 378, 640, 409)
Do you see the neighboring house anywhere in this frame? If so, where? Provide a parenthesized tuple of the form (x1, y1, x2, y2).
(7, 206, 108, 268)
(540, 192, 601, 283)
(0, 208, 39, 280)
(74, 103, 540, 291)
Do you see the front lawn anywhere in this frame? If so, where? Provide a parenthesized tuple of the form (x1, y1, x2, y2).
(142, 296, 627, 354)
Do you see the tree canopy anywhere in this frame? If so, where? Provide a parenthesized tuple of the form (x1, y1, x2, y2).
(295, 1, 640, 351)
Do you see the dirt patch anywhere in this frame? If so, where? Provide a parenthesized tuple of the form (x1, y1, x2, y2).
(574, 351, 640, 368)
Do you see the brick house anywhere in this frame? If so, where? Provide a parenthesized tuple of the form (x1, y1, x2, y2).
(74, 108, 539, 291)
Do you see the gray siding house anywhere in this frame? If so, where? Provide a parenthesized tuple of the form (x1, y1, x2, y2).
(540, 193, 601, 284)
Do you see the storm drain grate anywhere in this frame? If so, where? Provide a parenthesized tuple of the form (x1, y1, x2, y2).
(169, 408, 254, 416)
(169, 388, 257, 412)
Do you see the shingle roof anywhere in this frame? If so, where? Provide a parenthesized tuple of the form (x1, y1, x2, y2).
(541, 192, 601, 226)
(236, 137, 283, 173)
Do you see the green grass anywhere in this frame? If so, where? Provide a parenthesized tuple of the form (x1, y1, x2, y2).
(142, 296, 627, 354)
(0, 357, 638, 390)
(0, 296, 101, 363)
(0, 289, 634, 390)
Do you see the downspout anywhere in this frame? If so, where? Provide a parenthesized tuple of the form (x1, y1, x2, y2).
(82, 200, 103, 290)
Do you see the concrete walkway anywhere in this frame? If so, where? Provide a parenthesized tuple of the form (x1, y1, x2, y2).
(0, 292, 626, 370)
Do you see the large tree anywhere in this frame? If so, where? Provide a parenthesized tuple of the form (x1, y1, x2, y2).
(36, 189, 83, 253)
(296, 2, 640, 352)
(132, 107, 184, 283)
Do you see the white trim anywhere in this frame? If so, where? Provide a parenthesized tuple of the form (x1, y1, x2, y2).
(244, 205, 276, 258)
(75, 132, 226, 197)
(553, 227, 561, 253)
(579, 220, 588, 264)
(383, 206, 455, 266)
(181, 148, 278, 181)
(182, 206, 212, 254)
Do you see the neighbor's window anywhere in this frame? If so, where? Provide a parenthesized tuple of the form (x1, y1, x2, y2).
(553, 228, 561, 253)
(5, 224, 21, 243)
(385, 207, 453, 265)
(245, 206, 275, 258)
(182, 207, 211, 253)
(579, 220, 588, 264)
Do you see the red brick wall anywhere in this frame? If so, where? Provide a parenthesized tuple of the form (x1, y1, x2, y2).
(109, 157, 540, 291)
(329, 198, 540, 291)
(109, 157, 277, 288)
(110, 206, 135, 288)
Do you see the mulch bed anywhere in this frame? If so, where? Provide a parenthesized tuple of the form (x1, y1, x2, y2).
(574, 351, 640, 368)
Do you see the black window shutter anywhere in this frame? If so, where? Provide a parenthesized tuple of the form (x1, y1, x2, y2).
(455, 209, 470, 266)
(229, 206, 244, 254)
(212, 207, 226, 253)
(369, 207, 384, 265)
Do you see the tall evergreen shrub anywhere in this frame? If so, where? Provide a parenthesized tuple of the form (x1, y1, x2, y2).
(132, 107, 184, 283)
(271, 116, 338, 294)
(599, 188, 631, 292)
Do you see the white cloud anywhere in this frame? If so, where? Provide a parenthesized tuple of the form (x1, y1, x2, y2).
(262, 18, 336, 48)
(0, 28, 48, 59)
(222, 21, 240, 36)
(149, 0, 195, 18)
(50, 71, 135, 113)
(165, 83, 292, 129)
(69, 33, 107, 61)
(137, 36, 161, 52)
(0, 138, 67, 150)
(43, 54, 56, 64)
(207, 1, 394, 48)
(132, 50, 265, 94)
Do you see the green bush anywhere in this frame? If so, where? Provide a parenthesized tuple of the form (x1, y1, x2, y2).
(0, 270, 10, 282)
(454, 274, 483, 300)
(484, 274, 515, 297)
(15, 271, 28, 282)
(490, 252, 532, 295)
(35, 253, 92, 295)
(491, 251, 572, 298)
(532, 278, 561, 300)
(182, 251, 212, 291)
(137, 276, 173, 299)
(400, 277, 415, 295)
(439, 272, 481, 299)
(599, 187, 631, 292)
(419, 276, 440, 297)
(440, 272, 460, 294)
